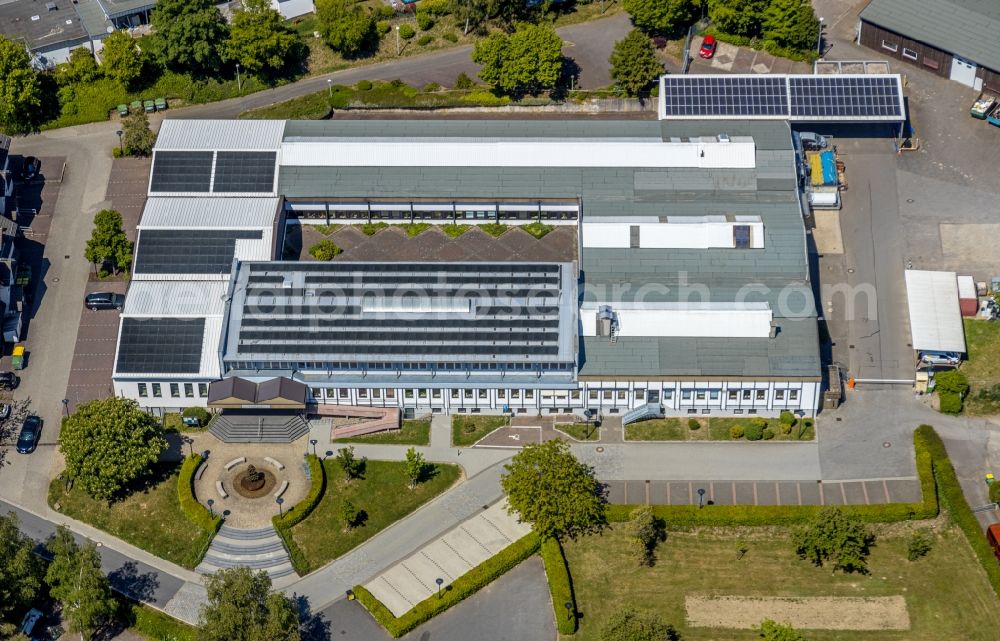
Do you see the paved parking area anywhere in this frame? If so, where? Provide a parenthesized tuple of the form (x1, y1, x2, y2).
(603, 477, 922, 506)
(688, 40, 811, 75)
(363, 501, 532, 617)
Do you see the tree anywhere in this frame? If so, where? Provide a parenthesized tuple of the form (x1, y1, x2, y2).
(906, 528, 933, 561)
(404, 447, 425, 489)
(336, 446, 365, 482)
(121, 110, 157, 157)
(340, 499, 359, 528)
(59, 397, 166, 501)
(484, 0, 537, 29)
(759, 619, 807, 641)
(224, 0, 305, 79)
(627, 506, 664, 566)
(472, 23, 563, 96)
(761, 0, 819, 51)
(622, 0, 695, 35)
(451, 0, 489, 35)
(501, 439, 606, 542)
(600, 607, 679, 641)
(0, 35, 43, 135)
(707, 0, 768, 37)
(0, 512, 45, 622)
(315, 0, 377, 57)
(61, 48, 102, 84)
(100, 30, 144, 88)
(151, 0, 229, 75)
(83, 209, 134, 275)
(792, 507, 875, 574)
(46, 527, 117, 641)
(609, 29, 663, 98)
(199, 567, 300, 641)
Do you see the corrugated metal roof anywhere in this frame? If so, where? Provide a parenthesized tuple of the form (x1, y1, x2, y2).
(123, 281, 228, 317)
(139, 197, 280, 229)
(904, 270, 967, 353)
(861, 0, 1000, 72)
(155, 120, 285, 151)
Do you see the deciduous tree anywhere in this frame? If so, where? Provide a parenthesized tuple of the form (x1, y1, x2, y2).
(404, 446, 425, 488)
(761, 0, 819, 51)
(622, 0, 694, 35)
(315, 0, 377, 57)
(501, 439, 606, 541)
(600, 607, 679, 641)
(83, 209, 134, 275)
(151, 0, 229, 75)
(336, 446, 365, 482)
(609, 29, 663, 98)
(792, 507, 875, 573)
(61, 48, 101, 84)
(121, 110, 157, 157)
(224, 0, 305, 79)
(707, 0, 768, 37)
(100, 30, 144, 88)
(59, 397, 166, 501)
(627, 506, 665, 566)
(199, 567, 300, 641)
(759, 619, 807, 641)
(46, 527, 117, 641)
(472, 23, 563, 96)
(0, 35, 43, 135)
(0, 512, 45, 622)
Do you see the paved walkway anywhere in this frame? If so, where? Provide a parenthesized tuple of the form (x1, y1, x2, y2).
(364, 500, 531, 616)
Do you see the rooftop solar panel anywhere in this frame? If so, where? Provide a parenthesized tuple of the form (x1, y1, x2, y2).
(660, 76, 788, 118)
(134, 230, 262, 274)
(788, 76, 902, 119)
(149, 151, 213, 193)
(116, 318, 205, 374)
(212, 151, 277, 193)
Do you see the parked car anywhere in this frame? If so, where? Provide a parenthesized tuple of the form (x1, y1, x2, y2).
(919, 351, 962, 366)
(0, 402, 11, 420)
(19, 608, 43, 636)
(85, 292, 125, 311)
(988, 523, 1000, 560)
(16, 415, 41, 454)
(19, 156, 40, 181)
(699, 35, 717, 59)
(0, 371, 19, 390)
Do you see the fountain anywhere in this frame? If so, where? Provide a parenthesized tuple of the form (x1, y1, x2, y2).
(233, 463, 276, 498)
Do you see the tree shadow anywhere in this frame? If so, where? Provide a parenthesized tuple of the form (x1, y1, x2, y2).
(551, 57, 581, 101)
(108, 560, 160, 602)
(292, 594, 332, 641)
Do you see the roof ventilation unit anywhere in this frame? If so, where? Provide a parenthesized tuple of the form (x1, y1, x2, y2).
(596, 305, 614, 337)
(717, 133, 731, 143)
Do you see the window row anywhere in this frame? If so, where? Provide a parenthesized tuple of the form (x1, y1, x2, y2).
(137, 382, 209, 399)
(312, 387, 801, 403)
(312, 388, 584, 402)
(228, 361, 572, 372)
(294, 210, 578, 222)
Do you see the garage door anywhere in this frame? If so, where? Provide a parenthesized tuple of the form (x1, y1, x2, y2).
(950, 56, 979, 87)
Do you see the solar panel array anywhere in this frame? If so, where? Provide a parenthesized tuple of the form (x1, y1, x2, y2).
(659, 74, 904, 121)
(134, 230, 262, 274)
(116, 318, 205, 374)
(149, 150, 277, 194)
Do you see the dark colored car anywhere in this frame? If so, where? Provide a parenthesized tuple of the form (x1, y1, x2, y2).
(0, 371, 19, 390)
(85, 292, 125, 311)
(16, 416, 41, 454)
(699, 35, 717, 59)
(0, 403, 11, 420)
(20, 156, 40, 181)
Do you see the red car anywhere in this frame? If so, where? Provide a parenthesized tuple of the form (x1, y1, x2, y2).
(699, 35, 717, 59)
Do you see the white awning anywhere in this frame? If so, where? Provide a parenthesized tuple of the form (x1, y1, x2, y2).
(904, 270, 966, 353)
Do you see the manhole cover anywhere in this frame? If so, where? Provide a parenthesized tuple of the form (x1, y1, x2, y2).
(64, 255, 70, 259)
(847, 268, 854, 273)
(52, 277, 59, 283)
(883, 442, 891, 448)
(906, 198, 914, 203)
(596, 447, 604, 453)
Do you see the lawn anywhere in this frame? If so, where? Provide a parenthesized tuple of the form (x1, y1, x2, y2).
(452, 415, 508, 446)
(962, 319, 1000, 415)
(624, 417, 815, 442)
(332, 419, 431, 445)
(291, 459, 461, 569)
(556, 422, 600, 441)
(562, 524, 1000, 641)
(625, 418, 684, 441)
(47, 463, 213, 569)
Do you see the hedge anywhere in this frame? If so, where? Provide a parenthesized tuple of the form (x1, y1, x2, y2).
(355, 533, 541, 637)
(606, 427, 937, 525)
(701, 27, 819, 63)
(125, 600, 197, 641)
(272, 454, 325, 575)
(176, 453, 222, 564)
(914, 424, 1000, 600)
(540, 537, 577, 635)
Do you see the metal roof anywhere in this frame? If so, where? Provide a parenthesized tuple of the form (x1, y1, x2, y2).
(904, 270, 967, 353)
(123, 280, 229, 317)
(94, 0, 154, 20)
(139, 197, 280, 229)
(861, 0, 1000, 73)
(155, 119, 285, 152)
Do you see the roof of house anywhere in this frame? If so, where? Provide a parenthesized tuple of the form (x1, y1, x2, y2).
(861, 0, 1000, 72)
(139, 197, 281, 229)
(207, 376, 258, 404)
(0, 0, 89, 51)
(255, 377, 307, 404)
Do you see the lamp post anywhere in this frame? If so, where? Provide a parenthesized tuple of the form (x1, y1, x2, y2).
(435, 577, 444, 599)
(310, 438, 318, 457)
(697, 487, 706, 509)
(395, 25, 401, 56)
(276, 496, 285, 517)
(564, 601, 573, 621)
(115, 130, 123, 155)
(236, 63, 242, 93)
(325, 450, 333, 460)
(327, 78, 332, 98)
(182, 436, 193, 457)
(62, 398, 69, 417)
(816, 17, 824, 56)
(207, 499, 215, 518)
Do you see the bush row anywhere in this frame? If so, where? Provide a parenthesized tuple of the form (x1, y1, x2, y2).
(355, 533, 541, 637)
(915, 424, 1000, 599)
(540, 537, 577, 635)
(176, 453, 222, 563)
(271, 454, 326, 575)
(701, 27, 818, 63)
(606, 428, 937, 525)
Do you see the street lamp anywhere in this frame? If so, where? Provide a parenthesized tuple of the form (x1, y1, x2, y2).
(816, 17, 824, 56)
(327, 78, 332, 98)
(115, 130, 123, 156)
(310, 439, 318, 457)
(697, 487, 706, 509)
(325, 450, 333, 460)
(435, 577, 444, 599)
(395, 25, 401, 56)
(182, 436, 193, 458)
(62, 398, 69, 417)
(235, 63, 242, 93)
(207, 499, 215, 518)
(564, 601, 573, 621)
(276, 496, 285, 517)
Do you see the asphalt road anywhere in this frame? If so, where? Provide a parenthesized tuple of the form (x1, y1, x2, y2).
(168, 12, 633, 120)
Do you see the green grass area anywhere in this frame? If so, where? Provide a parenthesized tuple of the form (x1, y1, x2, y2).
(291, 459, 460, 569)
(48, 463, 213, 569)
(563, 524, 1000, 641)
(479, 223, 509, 237)
(403, 222, 432, 237)
(522, 221, 555, 239)
(332, 419, 431, 445)
(962, 319, 1000, 415)
(624, 416, 815, 442)
(452, 415, 508, 446)
(441, 223, 471, 238)
(313, 224, 342, 236)
(556, 422, 600, 441)
(123, 599, 197, 641)
(625, 418, 684, 441)
(161, 412, 203, 433)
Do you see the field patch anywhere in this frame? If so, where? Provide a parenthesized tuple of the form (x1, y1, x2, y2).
(685, 595, 909, 630)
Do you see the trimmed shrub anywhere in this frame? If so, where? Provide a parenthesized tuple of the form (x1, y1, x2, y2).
(990, 481, 1000, 505)
(181, 407, 210, 426)
(360, 222, 388, 236)
(745, 422, 764, 441)
(779, 410, 796, 425)
(935, 369, 969, 396)
(729, 425, 744, 440)
(540, 537, 577, 634)
(376, 4, 395, 18)
(377, 20, 391, 35)
(399, 23, 415, 40)
(272, 454, 325, 575)
(763, 427, 776, 440)
(355, 533, 540, 637)
(417, 34, 433, 46)
(309, 240, 342, 261)
(357, 79, 374, 91)
(907, 528, 933, 561)
(176, 454, 222, 565)
(687, 418, 700, 430)
(416, 11, 434, 30)
(423, 82, 441, 92)
(442, 31, 458, 43)
(939, 391, 963, 414)
(454, 72, 475, 89)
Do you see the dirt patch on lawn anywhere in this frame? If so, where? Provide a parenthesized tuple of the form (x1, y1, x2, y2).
(685, 595, 910, 630)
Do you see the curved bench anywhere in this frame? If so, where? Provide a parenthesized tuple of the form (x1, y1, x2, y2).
(224, 456, 246, 471)
(264, 456, 285, 471)
(216, 480, 228, 499)
(273, 480, 289, 498)
(194, 460, 208, 481)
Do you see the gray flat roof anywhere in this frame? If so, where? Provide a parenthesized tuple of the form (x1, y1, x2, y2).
(0, 0, 89, 51)
(282, 119, 668, 141)
(861, 0, 1000, 73)
(95, 0, 154, 19)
